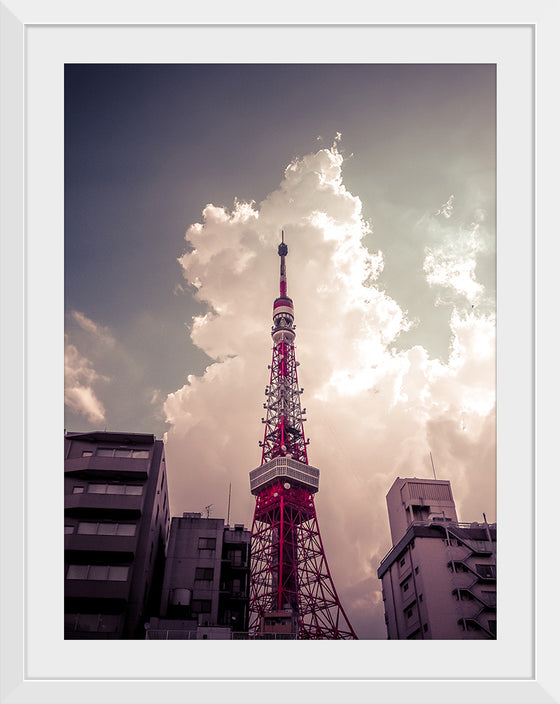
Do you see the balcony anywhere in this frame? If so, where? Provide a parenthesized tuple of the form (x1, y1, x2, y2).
(65, 492, 143, 516)
(249, 457, 320, 494)
(64, 533, 137, 555)
(65, 455, 149, 479)
(64, 579, 130, 601)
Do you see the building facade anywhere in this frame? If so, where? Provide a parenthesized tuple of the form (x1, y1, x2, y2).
(146, 513, 250, 639)
(64, 431, 170, 639)
(377, 477, 496, 640)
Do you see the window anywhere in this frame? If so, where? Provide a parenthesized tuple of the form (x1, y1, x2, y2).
(133, 449, 149, 459)
(72, 486, 85, 494)
(403, 582, 409, 593)
(96, 448, 150, 459)
(106, 485, 125, 494)
(77, 521, 136, 536)
(195, 568, 214, 581)
(125, 485, 143, 495)
(64, 525, 74, 534)
(406, 608, 413, 619)
(228, 549, 243, 566)
(66, 564, 129, 581)
(419, 594, 423, 602)
(86, 483, 143, 495)
(414, 566, 419, 575)
(97, 448, 114, 457)
(108, 566, 129, 581)
(191, 600, 212, 614)
(66, 564, 88, 579)
(423, 623, 428, 632)
(65, 613, 121, 633)
(117, 449, 133, 458)
(198, 537, 216, 550)
(399, 558, 405, 568)
(116, 523, 136, 536)
(88, 484, 106, 494)
(81, 450, 93, 457)
(88, 565, 109, 580)
(98, 523, 118, 535)
(476, 564, 496, 579)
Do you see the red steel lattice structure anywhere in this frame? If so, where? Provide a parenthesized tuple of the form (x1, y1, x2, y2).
(248, 233, 357, 639)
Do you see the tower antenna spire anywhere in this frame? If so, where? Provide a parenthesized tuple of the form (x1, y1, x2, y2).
(278, 229, 288, 298)
(248, 232, 357, 639)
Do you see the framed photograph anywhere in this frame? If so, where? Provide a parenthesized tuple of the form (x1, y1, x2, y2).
(1, 2, 556, 702)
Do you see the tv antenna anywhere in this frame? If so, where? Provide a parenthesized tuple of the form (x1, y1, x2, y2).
(204, 504, 214, 519)
(227, 483, 232, 526)
(429, 452, 437, 480)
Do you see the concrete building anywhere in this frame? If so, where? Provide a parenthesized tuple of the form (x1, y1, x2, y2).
(64, 431, 170, 639)
(146, 513, 250, 639)
(377, 477, 496, 640)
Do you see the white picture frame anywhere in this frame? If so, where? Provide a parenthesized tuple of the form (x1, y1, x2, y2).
(1, 2, 557, 702)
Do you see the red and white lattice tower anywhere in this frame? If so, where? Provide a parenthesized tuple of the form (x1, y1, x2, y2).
(248, 233, 357, 639)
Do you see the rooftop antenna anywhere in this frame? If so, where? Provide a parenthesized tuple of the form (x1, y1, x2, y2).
(227, 483, 232, 526)
(204, 503, 214, 519)
(429, 452, 437, 480)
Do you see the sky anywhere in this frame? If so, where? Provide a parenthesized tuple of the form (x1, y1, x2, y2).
(64, 64, 496, 639)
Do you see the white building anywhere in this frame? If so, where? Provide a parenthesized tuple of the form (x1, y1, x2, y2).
(377, 477, 496, 640)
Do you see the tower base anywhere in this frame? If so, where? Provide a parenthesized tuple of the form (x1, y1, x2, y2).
(249, 481, 357, 639)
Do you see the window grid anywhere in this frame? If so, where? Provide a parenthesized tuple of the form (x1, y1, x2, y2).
(86, 483, 143, 495)
(198, 537, 216, 550)
(96, 448, 150, 459)
(66, 564, 130, 581)
(77, 521, 136, 536)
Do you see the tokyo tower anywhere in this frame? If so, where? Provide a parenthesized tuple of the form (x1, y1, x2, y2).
(248, 233, 357, 639)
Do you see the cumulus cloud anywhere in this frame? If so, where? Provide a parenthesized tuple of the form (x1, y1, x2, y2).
(423, 222, 487, 305)
(64, 337, 107, 424)
(164, 141, 495, 638)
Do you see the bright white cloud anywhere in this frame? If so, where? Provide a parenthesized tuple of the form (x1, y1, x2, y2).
(64, 337, 107, 424)
(423, 222, 486, 304)
(164, 142, 495, 638)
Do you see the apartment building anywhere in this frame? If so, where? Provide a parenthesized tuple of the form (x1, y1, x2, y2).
(377, 477, 496, 639)
(146, 513, 250, 639)
(64, 431, 170, 638)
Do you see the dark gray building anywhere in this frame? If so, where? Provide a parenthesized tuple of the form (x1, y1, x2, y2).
(146, 513, 250, 639)
(64, 431, 170, 638)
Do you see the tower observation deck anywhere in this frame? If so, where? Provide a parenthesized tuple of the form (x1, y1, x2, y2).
(248, 233, 357, 639)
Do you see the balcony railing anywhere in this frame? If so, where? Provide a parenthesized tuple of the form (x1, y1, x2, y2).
(378, 520, 496, 568)
(145, 629, 298, 640)
(64, 533, 137, 554)
(65, 493, 143, 514)
(65, 455, 149, 478)
(231, 632, 297, 640)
